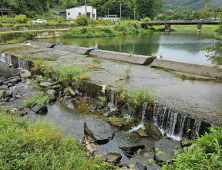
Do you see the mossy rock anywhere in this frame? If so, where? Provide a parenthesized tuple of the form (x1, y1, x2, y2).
(136, 128, 148, 137)
(108, 117, 128, 127)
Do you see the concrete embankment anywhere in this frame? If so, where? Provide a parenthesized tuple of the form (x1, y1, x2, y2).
(90, 50, 155, 65)
(1, 42, 222, 126)
(151, 58, 222, 79)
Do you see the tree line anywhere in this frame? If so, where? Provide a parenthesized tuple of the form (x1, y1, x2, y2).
(0, 0, 163, 19)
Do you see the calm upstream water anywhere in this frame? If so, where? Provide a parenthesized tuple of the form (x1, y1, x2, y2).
(40, 31, 219, 64)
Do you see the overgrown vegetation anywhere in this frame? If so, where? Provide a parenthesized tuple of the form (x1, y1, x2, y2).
(32, 60, 90, 88)
(0, 110, 108, 169)
(61, 21, 149, 38)
(162, 126, 222, 169)
(0, 32, 36, 44)
(23, 93, 50, 107)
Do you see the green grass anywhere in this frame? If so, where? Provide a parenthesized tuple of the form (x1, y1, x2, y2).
(0, 111, 108, 169)
(162, 126, 222, 170)
(23, 92, 50, 107)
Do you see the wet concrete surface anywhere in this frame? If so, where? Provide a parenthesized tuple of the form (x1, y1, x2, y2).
(1, 43, 222, 125)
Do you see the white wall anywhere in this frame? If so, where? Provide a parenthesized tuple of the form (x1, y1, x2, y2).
(66, 6, 96, 20)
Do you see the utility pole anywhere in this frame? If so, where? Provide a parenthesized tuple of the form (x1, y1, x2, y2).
(134, 8, 135, 20)
(85, 0, 87, 16)
(120, 3, 121, 20)
(108, 8, 109, 18)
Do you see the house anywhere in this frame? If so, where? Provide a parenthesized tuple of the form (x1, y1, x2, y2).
(0, 8, 11, 17)
(66, 6, 96, 20)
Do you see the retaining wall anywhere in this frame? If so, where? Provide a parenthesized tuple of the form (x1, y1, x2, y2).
(90, 50, 155, 65)
(151, 58, 222, 79)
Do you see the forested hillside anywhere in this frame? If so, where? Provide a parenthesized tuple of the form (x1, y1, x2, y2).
(0, 0, 163, 19)
(163, 0, 222, 12)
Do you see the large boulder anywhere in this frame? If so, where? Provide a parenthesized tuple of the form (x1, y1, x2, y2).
(119, 145, 145, 156)
(103, 152, 122, 165)
(84, 118, 114, 144)
(64, 86, 76, 96)
(154, 139, 183, 162)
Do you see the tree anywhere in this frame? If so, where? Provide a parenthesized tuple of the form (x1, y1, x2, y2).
(135, 0, 156, 20)
(164, 10, 175, 16)
(104, 0, 134, 19)
(88, 0, 107, 17)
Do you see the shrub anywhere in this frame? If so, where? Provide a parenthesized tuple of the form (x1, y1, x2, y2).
(75, 14, 89, 26)
(99, 27, 114, 34)
(0, 16, 7, 23)
(23, 92, 50, 107)
(16, 14, 28, 23)
(0, 111, 108, 169)
(162, 126, 222, 170)
(141, 17, 151, 22)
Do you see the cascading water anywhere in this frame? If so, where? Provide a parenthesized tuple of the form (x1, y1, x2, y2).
(153, 105, 209, 140)
(128, 103, 147, 133)
(108, 90, 118, 112)
(18, 58, 29, 71)
(0, 53, 12, 65)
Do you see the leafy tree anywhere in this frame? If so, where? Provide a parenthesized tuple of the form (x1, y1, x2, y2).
(164, 10, 175, 16)
(88, 0, 107, 17)
(104, 0, 134, 19)
(136, 0, 156, 19)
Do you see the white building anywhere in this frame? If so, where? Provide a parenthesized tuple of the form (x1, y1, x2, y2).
(66, 6, 96, 20)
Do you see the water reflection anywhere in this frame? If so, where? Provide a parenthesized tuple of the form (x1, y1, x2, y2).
(40, 31, 219, 64)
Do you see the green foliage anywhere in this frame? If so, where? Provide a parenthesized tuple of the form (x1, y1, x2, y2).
(0, 16, 7, 23)
(141, 17, 151, 21)
(162, 126, 222, 170)
(33, 60, 90, 87)
(0, 111, 108, 169)
(75, 15, 89, 26)
(136, 0, 156, 19)
(16, 14, 28, 23)
(23, 93, 50, 107)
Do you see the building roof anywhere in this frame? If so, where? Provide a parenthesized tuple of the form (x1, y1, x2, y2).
(67, 5, 95, 10)
(0, 8, 10, 11)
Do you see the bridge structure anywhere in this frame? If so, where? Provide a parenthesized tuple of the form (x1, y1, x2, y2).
(141, 20, 220, 32)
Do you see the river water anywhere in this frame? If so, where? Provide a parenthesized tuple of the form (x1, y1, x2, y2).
(40, 31, 219, 64)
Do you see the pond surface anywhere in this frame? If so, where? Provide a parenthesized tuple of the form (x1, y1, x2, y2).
(40, 31, 219, 64)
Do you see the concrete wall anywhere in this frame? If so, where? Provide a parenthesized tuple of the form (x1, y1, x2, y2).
(151, 58, 222, 78)
(34, 30, 69, 39)
(90, 50, 154, 65)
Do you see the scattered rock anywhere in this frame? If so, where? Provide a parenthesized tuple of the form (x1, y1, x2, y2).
(84, 118, 114, 144)
(47, 89, 57, 102)
(4, 90, 12, 98)
(25, 79, 33, 84)
(0, 91, 5, 99)
(20, 71, 31, 78)
(64, 86, 76, 96)
(119, 145, 145, 156)
(181, 139, 192, 147)
(154, 139, 183, 162)
(15, 94, 23, 99)
(21, 108, 31, 116)
(31, 103, 48, 114)
(108, 117, 128, 127)
(11, 78, 17, 84)
(144, 122, 162, 140)
(39, 81, 59, 88)
(1, 85, 8, 90)
(103, 152, 122, 165)
(136, 128, 148, 137)
(135, 162, 147, 170)
(9, 98, 15, 102)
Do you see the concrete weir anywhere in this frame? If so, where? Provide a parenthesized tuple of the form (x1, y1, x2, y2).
(151, 58, 222, 79)
(90, 50, 154, 65)
(1, 42, 222, 126)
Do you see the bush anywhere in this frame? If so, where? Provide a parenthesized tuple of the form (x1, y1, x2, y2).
(0, 111, 108, 169)
(99, 27, 114, 34)
(16, 14, 28, 23)
(162, 126, 222, 170)
(75, 14, 89, 26)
